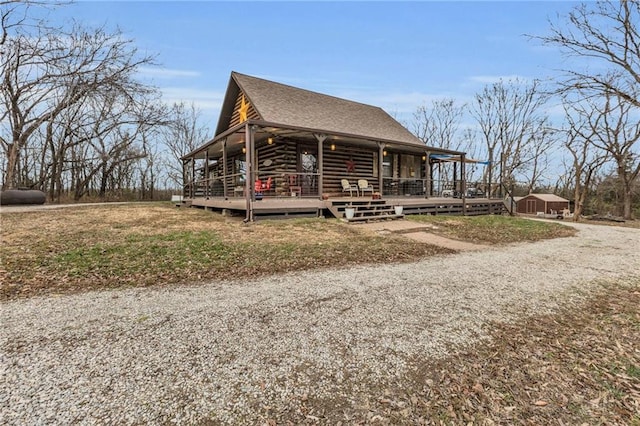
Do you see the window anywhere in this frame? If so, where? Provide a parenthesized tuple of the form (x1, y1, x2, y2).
(400, 155, 423, 179)
(301, 151, 317, 174)
(234, 158, 246, 185)
(383, 153, 394, 178)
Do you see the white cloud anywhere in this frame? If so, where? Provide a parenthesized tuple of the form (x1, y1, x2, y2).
(137, 67, 201, 79)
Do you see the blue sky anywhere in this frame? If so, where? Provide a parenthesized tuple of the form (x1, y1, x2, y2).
(50, 1, 581, 131)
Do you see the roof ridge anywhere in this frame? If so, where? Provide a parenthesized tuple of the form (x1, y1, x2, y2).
(231, 71, 387, 112)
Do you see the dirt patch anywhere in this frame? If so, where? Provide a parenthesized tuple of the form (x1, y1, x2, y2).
(402, 231, 486, 251)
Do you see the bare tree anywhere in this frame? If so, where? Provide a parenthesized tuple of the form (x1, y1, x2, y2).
(1, 1, 68, 47)
(41, 95, 94, 201)
(160, 102, 210, 189)
(68, 91, 165, 200)
(412, 98, 471, 190)
(0, 21, 157, 190)
(587, 92, 640, 219)
(525, 126, 557, 193)
(536, 0, 640, 108)
(459, 128, 486, 184)
(138, 137, 160, 201)
(412, 98, 466, 150)
(470, 79, 554, 197)
(562, 98, 611, 220)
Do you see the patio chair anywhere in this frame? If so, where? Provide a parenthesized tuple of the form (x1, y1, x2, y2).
(254, 178, 263, 194)
(358, 179, 374, 196)
(341, 179, 358, 197)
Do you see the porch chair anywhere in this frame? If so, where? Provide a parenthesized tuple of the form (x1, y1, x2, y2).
(341, 179, 358, 197)
(255, 177, 273, 194)
(254, 178, 263, 194)
(357, 179, 374, 196)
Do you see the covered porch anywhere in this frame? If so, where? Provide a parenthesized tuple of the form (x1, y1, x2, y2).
(181, 120, 475, 220)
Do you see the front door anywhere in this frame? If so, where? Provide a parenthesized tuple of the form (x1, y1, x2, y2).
(298, 145, 318, 196)
(526, 199, 536, 213)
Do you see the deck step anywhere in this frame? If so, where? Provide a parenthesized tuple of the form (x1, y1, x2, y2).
(344, 213, 404, 222)
(333, 199, 406, 223)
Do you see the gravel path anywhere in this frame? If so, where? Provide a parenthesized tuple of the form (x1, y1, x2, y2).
(1, 221, 639, 424)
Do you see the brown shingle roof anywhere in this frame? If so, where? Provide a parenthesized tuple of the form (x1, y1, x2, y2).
(524, 194, 569, 202)
(223, 72, 424, 146)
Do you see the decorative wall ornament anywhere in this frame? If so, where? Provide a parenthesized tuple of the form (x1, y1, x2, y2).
(238, 94, 249, 123)
(345, 158, 356, 173)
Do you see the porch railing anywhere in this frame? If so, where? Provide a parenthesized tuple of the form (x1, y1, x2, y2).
(184, 172, 320, 199)
(382, 178, 427, 197)
(430, 179, 488, 198)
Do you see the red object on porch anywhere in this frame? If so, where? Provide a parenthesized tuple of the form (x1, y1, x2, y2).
(255, 177, 272, 194)
(288, 175, 302, 196)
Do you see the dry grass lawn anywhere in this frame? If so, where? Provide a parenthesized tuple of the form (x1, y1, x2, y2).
(0, 203, 577, 300)
(1, 203, 452, 299)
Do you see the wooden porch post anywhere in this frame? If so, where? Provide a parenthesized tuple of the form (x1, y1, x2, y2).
(182, 159, 187, 198)
(204, 150, 209, 198)
(314, 133, 327, 199)
(487, 146, 494, 199)
(191, 158, 195, 199)
(222, 138, 228, 198)
(378, 142, 384, 194)
(425, 151, 431, 198)
(430, 158, 435, 196)
(461, 154, 467, 215)
(244, 123, 252, 221)
(453, 161, 457, 196)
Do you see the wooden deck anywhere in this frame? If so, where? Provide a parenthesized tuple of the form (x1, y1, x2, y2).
(182, 195, 506, 220)
(183, 196, 325, 219)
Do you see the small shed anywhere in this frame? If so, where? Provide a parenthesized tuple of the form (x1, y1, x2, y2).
(516, 193, 570, 215)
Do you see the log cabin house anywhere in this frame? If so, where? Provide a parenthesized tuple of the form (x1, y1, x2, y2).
(181, 72, 503, 220)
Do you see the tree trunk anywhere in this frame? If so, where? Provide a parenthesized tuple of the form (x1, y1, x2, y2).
(573, 188, 586, 221)
(623, 186, 633, 219)
(3, 143, 20, 190)
(572, 165, 583, 221)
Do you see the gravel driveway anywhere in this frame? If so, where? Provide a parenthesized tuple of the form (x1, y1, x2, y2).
(2, 221, 639, 424)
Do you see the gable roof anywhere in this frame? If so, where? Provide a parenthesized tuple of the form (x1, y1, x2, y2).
(522, 193, 569, 203)
(216, 72, 424, 147)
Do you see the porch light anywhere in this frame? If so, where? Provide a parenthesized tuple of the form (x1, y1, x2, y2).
(330, 143, 336, 151)
(422, 155, 427, 161)
(383, 150, 387, 156)
(267, 137, 273, 145)
(242, 147, 246, 154)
